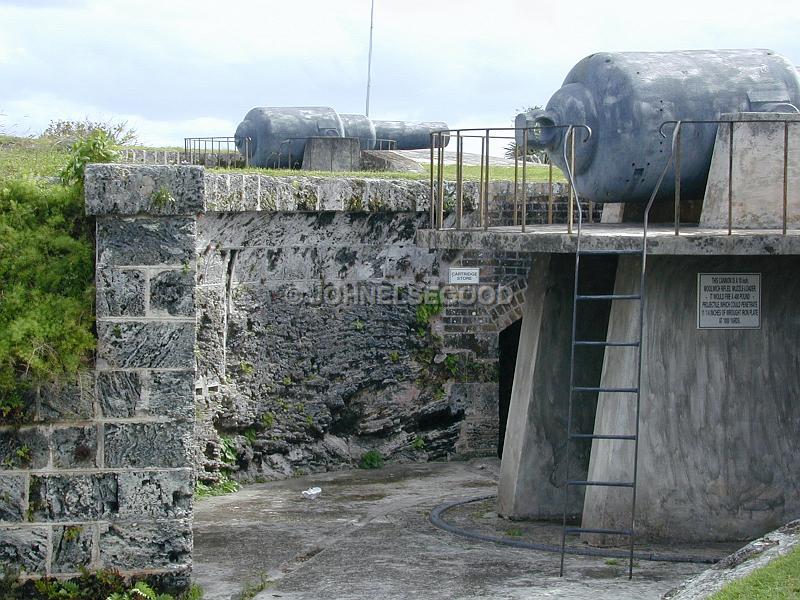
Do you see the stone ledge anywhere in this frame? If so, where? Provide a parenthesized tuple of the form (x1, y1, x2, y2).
(663, 520, 800, 599)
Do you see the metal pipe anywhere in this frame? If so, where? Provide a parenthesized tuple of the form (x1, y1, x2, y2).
(674, 125, 681, 235)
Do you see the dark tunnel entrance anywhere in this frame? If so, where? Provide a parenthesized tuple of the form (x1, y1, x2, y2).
(498, 318, 522, 458)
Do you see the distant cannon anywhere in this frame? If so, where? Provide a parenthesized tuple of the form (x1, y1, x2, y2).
(516, 49, 800, 203)
(235, 106, 449, 168)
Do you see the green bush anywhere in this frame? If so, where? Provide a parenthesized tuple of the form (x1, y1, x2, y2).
(59, 130, 118, 189)
(0, 179, 95, 420)
(0, 568, 202, 600)
(359, 450, 384, 469)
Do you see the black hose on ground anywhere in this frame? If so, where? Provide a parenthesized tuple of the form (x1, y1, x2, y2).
(429, 494, 722, 564)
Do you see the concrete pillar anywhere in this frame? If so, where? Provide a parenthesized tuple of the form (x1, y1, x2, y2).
(498, 254, 614, 519)
(583, 255, 800, 543)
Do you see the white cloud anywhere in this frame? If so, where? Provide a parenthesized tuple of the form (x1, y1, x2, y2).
(0, 0, 798, 148)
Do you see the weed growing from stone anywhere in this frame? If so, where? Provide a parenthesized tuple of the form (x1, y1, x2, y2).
(237, 573, 271, 600)
(504, 528, 523, 538)
(359, 450, 384, 469)
(411, 436, 426, 451)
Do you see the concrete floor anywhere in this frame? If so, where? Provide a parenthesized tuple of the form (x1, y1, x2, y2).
(193, 460, 719, 600)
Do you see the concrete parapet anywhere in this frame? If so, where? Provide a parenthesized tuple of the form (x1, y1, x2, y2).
(301, 137, 361, 171)
(701, 113, 800, 230)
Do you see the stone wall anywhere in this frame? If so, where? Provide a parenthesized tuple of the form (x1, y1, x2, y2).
(1, 163, 572, 583)
(0, 166, 200, 587)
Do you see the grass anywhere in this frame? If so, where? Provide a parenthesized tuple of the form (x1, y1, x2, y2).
(0, 133, 564, 183)
(209, 163, 564, 183)
(0, 135, 70, 179)
(709, 545, 800, 600)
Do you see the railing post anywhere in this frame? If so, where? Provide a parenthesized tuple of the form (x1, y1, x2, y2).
(728, 121, 734, 236)
(783, 121, 789, 236)
(548, 160, 553, 225)
(479, 137, 486, 228)
(456, 132, 463, 230)
(522, 129, 528, 233)
(437, 134, 445, 230)
(484, 129, 490, 231)
(568, 129, 575, 235)
(429, 133, 435, 229)
(513, 138, 519, 226)
(674, 124, 681, 235)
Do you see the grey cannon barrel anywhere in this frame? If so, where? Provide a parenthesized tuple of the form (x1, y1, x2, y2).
(235, 106, 450, 168)
(516, 49, 800, 204)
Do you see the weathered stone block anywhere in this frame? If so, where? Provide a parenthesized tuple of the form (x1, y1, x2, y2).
(85, 164, 205, 216)
(195, 287, 226, 382)
(150, 270, 195, 317)
(100, 519, 192, 570)
(97, 371, 142, 418)
(117, 469, 192, 519)
(36, 371, 95, 422)
(29, 474, 118, 521)
(0, 475, 26, 521)
(104, 423, 192, 468)
(97, 268, 145, 317)
(97, 216, 195, 268)
(149, 372, 194, 422)
(51, 524, 93, 573)
(0, 427, 49, 470)
(51, 426, 98, 469)
(97, 321, 194, 369)
(0, 526, 48, 575)
(450, 383, 499, 419)
(98, 371, 193, 421)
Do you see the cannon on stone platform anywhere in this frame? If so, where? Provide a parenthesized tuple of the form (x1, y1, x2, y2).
(235, 106, 449, 168)
(516, 49, 800, 204)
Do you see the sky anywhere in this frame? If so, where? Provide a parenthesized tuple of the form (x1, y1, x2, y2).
(1, 0, 799, 153)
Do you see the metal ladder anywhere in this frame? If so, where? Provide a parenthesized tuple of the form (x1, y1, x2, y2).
(557, 124, 681, 579)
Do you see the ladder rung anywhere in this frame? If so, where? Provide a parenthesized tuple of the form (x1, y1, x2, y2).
(564, 527, 633, 536)
(578, 249, 642, 256)
(572, 386, 638, 393)
(576, 294, 641, 301)
(569, 433, 636, 440)
(573, 340, 640, 347)
(567, 480, 635, 488)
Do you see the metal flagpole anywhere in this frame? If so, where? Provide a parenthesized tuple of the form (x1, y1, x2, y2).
(365, 0, 375, 117)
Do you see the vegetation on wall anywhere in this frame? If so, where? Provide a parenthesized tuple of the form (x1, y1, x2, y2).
(0, 126, 117, 422)
(0, 569, 202, 600)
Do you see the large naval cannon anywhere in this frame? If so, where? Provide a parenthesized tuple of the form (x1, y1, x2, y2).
(517, 49, 800, 203)
(235, 106, 449, 168)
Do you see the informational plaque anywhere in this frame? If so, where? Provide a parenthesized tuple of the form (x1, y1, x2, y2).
(449, 267, 480, 284)
(697, 273, 761, 329)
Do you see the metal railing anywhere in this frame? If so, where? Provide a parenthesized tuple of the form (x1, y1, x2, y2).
(658, 117, 797, 235)
(267, 137, 398, 169)
(184, 136, 250, 168)
(428, 126, 590, 232)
